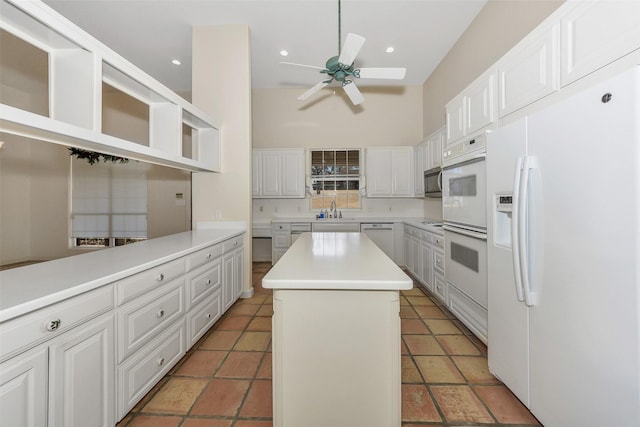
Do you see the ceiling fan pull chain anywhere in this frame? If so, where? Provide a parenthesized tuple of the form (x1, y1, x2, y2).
(338, 0, 342, 54)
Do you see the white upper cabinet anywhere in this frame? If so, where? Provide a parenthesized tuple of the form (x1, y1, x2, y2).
(366, 147, 414, 197)
(414, 127, 444, 197)
(498, 21, 560, 118)
(413, 143, 425, 197)
(253, 149, 305, 198)
(561, 0, 640, 86)
(446, 68, 497, 146)
(0, 0, 220, 172)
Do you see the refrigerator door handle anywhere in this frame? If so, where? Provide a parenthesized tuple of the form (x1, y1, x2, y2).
(519, 156, 537, 307)
(511, 157, 525, 302)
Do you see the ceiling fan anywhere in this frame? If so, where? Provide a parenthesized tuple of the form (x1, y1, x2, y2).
(281, 0, 406, 106)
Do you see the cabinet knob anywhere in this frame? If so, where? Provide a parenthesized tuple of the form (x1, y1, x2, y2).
(206, 313, 212, 319)
(436, 239, 441, 244)
(157, 309, 165, 318)
(46, 319, 61, 332)
(206, 253, 212, 259)
(206, 279, 212, 286)
(157, 357, 165, 366)
(234, 241, 238, 246)
(157, 273, 165, 282)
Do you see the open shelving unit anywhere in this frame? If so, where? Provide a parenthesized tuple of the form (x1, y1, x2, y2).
(0, 0, 220, 172)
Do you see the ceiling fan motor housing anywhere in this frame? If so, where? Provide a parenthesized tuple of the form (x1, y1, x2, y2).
(326, 55, 355, 82)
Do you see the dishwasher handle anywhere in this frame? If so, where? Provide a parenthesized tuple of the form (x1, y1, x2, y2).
(361, 223, 393, 230)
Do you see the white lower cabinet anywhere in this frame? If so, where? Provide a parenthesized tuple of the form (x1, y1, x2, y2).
(403, 224, 447, 304)
(48, 313, 114, 427)
(0, 286, 115, 427)
(0, 346, 48, 427)
(0, 232, 247, 426)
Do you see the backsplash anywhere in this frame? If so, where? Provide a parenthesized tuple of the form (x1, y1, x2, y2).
(252, 197, 426, 220)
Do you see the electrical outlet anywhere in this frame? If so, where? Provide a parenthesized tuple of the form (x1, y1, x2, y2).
(259, 206, 264, 212)
(215, 209, 222, 219)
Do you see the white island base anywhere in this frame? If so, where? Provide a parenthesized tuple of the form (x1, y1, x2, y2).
(263, 232, 412, 427)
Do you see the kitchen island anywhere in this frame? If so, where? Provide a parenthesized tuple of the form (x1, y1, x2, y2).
(262, 232, 412, 427)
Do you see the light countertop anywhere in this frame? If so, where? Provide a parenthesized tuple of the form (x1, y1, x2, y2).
(256, 217, 444, 235)
(262, 232, 412, 291)
(0, 228, 245, 323)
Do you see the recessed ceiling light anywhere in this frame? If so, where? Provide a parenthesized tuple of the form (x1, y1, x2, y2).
(171, 59, 182, 65)
(385, 47, 395, 54)
(280, 50, 289, 57)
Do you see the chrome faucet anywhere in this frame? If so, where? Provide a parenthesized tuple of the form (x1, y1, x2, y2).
(330, 200, 337, 217)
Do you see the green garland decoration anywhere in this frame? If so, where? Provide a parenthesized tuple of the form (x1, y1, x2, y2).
(68, 147, 129, 165)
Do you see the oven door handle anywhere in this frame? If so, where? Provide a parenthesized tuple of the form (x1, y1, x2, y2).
(443, 225, 487, 240)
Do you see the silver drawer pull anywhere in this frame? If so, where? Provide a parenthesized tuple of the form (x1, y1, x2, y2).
(157, 357, 165, 366)
(157, 273, 165, 282)
(436, 239, 442, 244)
(46, 319, 61, 332)
(206, 253, 212, 259)
(234, 241, 238, 246)
(206, 313, 212, 319)
(206, 279, 212, 285)
(157, 309, 165, 318)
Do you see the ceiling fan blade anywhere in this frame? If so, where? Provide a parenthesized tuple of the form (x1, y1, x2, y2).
(280, 62, 326, 71)
(298, 80, 330, 100)
(338, 33, 366, 66)
(342, 81, 364, 105)
(358, 67, 407, 80)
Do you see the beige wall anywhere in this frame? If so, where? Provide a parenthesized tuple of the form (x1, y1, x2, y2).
(422, 0, 564, 136)
(253, 85, 423, 148)
(191, 24, 253, 293)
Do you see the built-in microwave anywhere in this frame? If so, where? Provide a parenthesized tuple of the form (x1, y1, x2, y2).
(424, 166, 442, 198)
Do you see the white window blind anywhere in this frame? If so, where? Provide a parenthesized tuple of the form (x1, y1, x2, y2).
(71, 158, 147, 241)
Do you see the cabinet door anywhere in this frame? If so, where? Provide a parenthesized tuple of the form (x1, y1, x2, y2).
(465, 69, 496, 135)
(280, 150, 305, 197)
(366, 148, 393, 196)
(222, 252, 235, 310)
(391, 147, 414, 196)
(0, 346, 48, 427)
(403, 232, 413, 272)
(446, 94, 465, 145)
(252, 150, 262, 197)
(261, 151, 282, 197)
(48, 313, 114, 427)
(414, 144, 425, 197)
(429, 129, 443, 168)
(411, 237, 422, 278)
(234, 247, 244, 300)
(561, 1, 640, 86)
(498, 23, 559, 118)
(421, 242, 433, 290)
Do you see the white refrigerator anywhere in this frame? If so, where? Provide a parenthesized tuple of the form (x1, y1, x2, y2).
(486, 66, 640, 426)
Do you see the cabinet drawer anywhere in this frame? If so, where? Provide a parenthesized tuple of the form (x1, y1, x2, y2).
(186, 290, 222, 347)
(0, 286, 114, 361)
(432, 234, 445, 250)
(434, 250, 445, 275)
(223, 235, 244, 253)
(448, 284, 487, 344)
(186, 244, 222, 272)
(187, 260, 222, 309)
(116, 258, 185, 306)
(272, 223, 291, 233)
(117, 281, 184, 362)
(433, 273, 448, 304)
(116, 321, 185, 419)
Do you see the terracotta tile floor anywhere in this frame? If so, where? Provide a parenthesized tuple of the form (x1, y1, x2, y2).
(117, 262, 540, 427)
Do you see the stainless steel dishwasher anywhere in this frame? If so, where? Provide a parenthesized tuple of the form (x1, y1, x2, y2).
(360, 223, 395, 261)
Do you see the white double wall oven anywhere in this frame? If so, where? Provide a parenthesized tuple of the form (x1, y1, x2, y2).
(441, 133, 489, 340)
